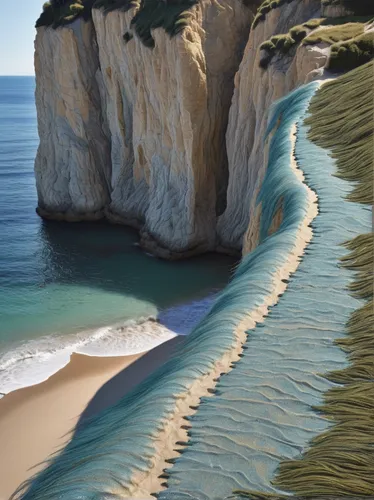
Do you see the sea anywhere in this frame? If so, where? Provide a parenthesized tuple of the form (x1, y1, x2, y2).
(0, 76, 236, 396)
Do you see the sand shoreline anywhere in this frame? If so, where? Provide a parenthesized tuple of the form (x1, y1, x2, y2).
(0, 116, 318, 499)
(0, 337, 183, 500)
(125, 120, 320, 497)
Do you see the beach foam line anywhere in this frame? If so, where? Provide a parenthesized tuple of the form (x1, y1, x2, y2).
(0, 294, 217, 395)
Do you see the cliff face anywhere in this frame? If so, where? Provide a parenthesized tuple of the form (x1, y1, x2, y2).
(217, 0, 325, 252)
(34, 20, 111, 220)
(34, 0, 255, 257)
(34, 0, 352, 257)
(92, 0, 253, 257)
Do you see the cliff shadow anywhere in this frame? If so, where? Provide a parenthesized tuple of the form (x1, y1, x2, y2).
(75, 335, 184, 429)
(37, 219, 237, 314)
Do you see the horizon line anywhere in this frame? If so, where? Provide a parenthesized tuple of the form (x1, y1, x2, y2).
(0, 74, 35, 77)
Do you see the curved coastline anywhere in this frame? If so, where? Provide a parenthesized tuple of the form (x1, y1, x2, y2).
(161, 82, 371, 498)
(12, 79, 371, 500)
(0, 293, 218, 397)
(15, 82, 326, 499)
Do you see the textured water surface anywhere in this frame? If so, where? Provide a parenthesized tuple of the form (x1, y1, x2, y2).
(159, 86, 371, 499)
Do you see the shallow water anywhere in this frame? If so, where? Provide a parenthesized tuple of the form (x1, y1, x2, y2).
(0, 76, 236, 394)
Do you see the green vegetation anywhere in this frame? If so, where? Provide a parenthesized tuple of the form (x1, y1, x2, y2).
(94, 0, 198, 47)
(252, 0, 295, 30)
(305, 62, 373, 205)
(234, 62, 374, 500)
(36, 0, 198, 48)
(259, 15, 372, 69)
(304, 21, 364, 44)
(129, 0, 197, 48)
(259, 23, 311, 68)
(93, 0, 137, 12)
(328, 32, 374, 71)
(322, 0, 374, 16)
(36, 0, 95, 28)
(259, 32, 301, 68)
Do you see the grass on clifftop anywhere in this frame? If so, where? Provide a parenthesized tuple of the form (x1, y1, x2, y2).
(234, 62, 374, 500)
(36, 0, 95, 28)
(252, 0, 295, 30)
(259, 16, 373, 69)
(252, 0, 374, 30)
(304, 21, 364, 44)
(36, 0, 198, 47)
(328, 31, 374, 71)
(95, 0, 198, 47)
(129, 0, 198, 47)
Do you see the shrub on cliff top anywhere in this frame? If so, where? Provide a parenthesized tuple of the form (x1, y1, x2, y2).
(37, 0, 199, 47)
(94, 0, 198, 47)
(252, 0, 295, 30)
(93, 0, 138, 14)
(36, 0, 95, 28)
(327, 32, 374, 71)
(304, 22, 365, 44)
(259, 16, 372, 69)
(129, 0, 198, 48)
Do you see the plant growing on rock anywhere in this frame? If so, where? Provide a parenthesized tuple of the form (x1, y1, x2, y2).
(252, 0, 295, 29)
(328, 32, 374, 70)
(259, 16, 372, 70)
(36, 0, 95, 28)
(304, 21, 365, 44)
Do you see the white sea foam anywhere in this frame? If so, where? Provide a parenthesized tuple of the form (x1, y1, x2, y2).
(0, 294, 217, 395)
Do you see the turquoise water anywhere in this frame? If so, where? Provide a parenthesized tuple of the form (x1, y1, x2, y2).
(0, 76, 236, 394)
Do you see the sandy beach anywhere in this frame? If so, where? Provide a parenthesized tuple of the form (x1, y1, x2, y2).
(0, 336, 182, 500)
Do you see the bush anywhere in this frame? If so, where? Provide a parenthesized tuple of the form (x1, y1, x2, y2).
(289, 24, 308, 42)
(303, 22, 365, 45)
(327, 32, 374, 71)
(35, 0, 95, 28)
(259, 16, 372, 70)
(259, 27, 308, 69)
(93, 0, 137, 13)
(129, 0, 197, 47)
(252, 0, 294, 30)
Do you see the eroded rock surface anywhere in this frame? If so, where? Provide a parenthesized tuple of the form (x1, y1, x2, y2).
(35, 0, 257, 256)
(35, 19, 111, 220)
(34, 0, 341, 256)
(217, 0, 325, 253)
(93, 0, 255, 257)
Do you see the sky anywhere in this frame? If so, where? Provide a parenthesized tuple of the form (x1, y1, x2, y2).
(0, 1, 43, 75)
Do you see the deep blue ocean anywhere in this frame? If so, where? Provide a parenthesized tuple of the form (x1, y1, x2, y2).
(0, 76, 235, 394)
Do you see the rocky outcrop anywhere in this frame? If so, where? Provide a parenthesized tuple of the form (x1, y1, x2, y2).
(34, 19, 111, 220)
(92, 0, 255, 257)
(217, 0, 325, 253)
(34, 0, 258, 257)
(34, 0, 349, 257)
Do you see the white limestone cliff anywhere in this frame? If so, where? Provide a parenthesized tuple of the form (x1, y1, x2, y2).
(34, 19, 111, 220)
(217, 0, 327, 253)
(34, 0, 341, 257)
(34, 0, 256, 256)
(92, 0, 255, 257)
